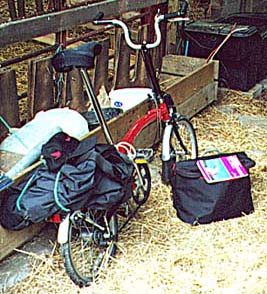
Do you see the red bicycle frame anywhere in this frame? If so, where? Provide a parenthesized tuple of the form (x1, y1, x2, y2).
(121, 102, 170, 145)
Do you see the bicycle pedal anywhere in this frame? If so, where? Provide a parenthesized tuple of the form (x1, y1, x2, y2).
(136, 148, 154, 162)
(0, 173, 13, 192)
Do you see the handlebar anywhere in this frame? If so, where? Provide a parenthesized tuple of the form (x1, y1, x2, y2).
(93, 4, 189, 50)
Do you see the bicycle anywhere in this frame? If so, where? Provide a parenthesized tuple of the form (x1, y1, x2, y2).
(50, 2, 198, 287)
(93, 1, 198, 183)
(51, 36, 151, 288)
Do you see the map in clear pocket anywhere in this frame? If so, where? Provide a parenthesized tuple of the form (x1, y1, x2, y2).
(196, 155, 248, 183)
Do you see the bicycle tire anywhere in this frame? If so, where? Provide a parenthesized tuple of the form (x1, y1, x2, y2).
(132, 162, 151, 205)
(172, 116, 198, 160)
(162, 116, 198, 183)
(60, 209, 118, 287)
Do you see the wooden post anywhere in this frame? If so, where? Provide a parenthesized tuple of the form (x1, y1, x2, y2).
(67, 68, 88, 112)
(113, 29, 131, 89)
(27, 57, 54, 120)
(132, 25, 150, 87)
(166, 0, 179, 54)
(7, 0, 17, 20)
(48, 0, 56, 11)
(35, 0, 44, 14)
(55, 0, 67, 47)
(93, 38, 111, 94)
(17, 0, 26, 18)
(0, 68, 20, 141)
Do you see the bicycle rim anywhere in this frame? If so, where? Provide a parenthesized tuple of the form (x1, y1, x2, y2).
(170, 117, 198, 161)
(61, 209, 118, 287)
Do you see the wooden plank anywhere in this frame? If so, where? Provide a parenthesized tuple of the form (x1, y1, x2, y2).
(0, 68, 20, 142)
(93, 38, 111, 94)
(177, 82, 218, 118)
(27, 57, 55, 120)
(35, 0, 44, 14)
(162, 55, 206, 76)
(0, 0, 167, 47)
(0, 222, 44, 261)
(166, 0, 180, 54)
(0, 176, 44, 260)
(7, 0, 17, 20)
(165, 59, 218, 105)
(17, 0, 26, 18)
(113, 29, 131, 89)
(212, 59, 220, 81)
(132, 25, 150, 87)
(0, 99, 152, 185)
(67, 68, 88, 112)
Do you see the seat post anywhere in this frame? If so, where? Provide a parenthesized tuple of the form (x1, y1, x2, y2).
(80, 68, 114, 145)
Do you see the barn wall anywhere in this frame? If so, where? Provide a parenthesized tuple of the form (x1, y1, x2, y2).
(189, 0, 267, 19)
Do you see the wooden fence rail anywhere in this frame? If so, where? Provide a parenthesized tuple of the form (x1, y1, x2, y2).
(0, 21, 163, 135)
(0, 0, 168, 47)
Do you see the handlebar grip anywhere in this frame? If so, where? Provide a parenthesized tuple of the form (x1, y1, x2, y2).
(163, 11, 181, 20)
(164, 0, 188, 20)
(93, 11, 104, 21)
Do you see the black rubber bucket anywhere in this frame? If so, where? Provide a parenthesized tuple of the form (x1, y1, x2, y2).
(81, 108, 123, 131)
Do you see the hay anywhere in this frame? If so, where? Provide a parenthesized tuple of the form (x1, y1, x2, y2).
(4, 90, 267, 294)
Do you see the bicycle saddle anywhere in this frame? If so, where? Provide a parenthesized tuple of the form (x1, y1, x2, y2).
(52, 41, 102, 72)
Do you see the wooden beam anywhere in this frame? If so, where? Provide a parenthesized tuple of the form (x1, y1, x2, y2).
(113, 29, 131, 89)
(0, 0, 167, 47)
(93, 38, 111, 94)
(163, 56, 218, 105)
(0, 223, 44, 261)
(27, 57, 55, 120)
(177, 82, 218, 118)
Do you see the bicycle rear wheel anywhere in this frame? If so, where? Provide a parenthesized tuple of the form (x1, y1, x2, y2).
(162, 116, 198, 183)
(60, 209, 118, 287)
(132, 162, 151, 205)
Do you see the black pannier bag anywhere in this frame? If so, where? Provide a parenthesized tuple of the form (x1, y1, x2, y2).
(170, 152, 255, 225)
(0, 134, 134, 231)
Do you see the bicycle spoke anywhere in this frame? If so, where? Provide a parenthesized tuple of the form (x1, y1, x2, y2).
(60, 209, 118, 287)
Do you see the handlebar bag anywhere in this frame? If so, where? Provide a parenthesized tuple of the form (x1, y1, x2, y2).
(170, 152, 255, 225)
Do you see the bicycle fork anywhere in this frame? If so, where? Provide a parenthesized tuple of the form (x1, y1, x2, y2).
(57, 211, 109, 245)
(161, 124, 175, 183)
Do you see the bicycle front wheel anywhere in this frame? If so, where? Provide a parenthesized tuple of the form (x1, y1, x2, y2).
(60, 209, 118, 287)
(170, 117, 198, 161)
